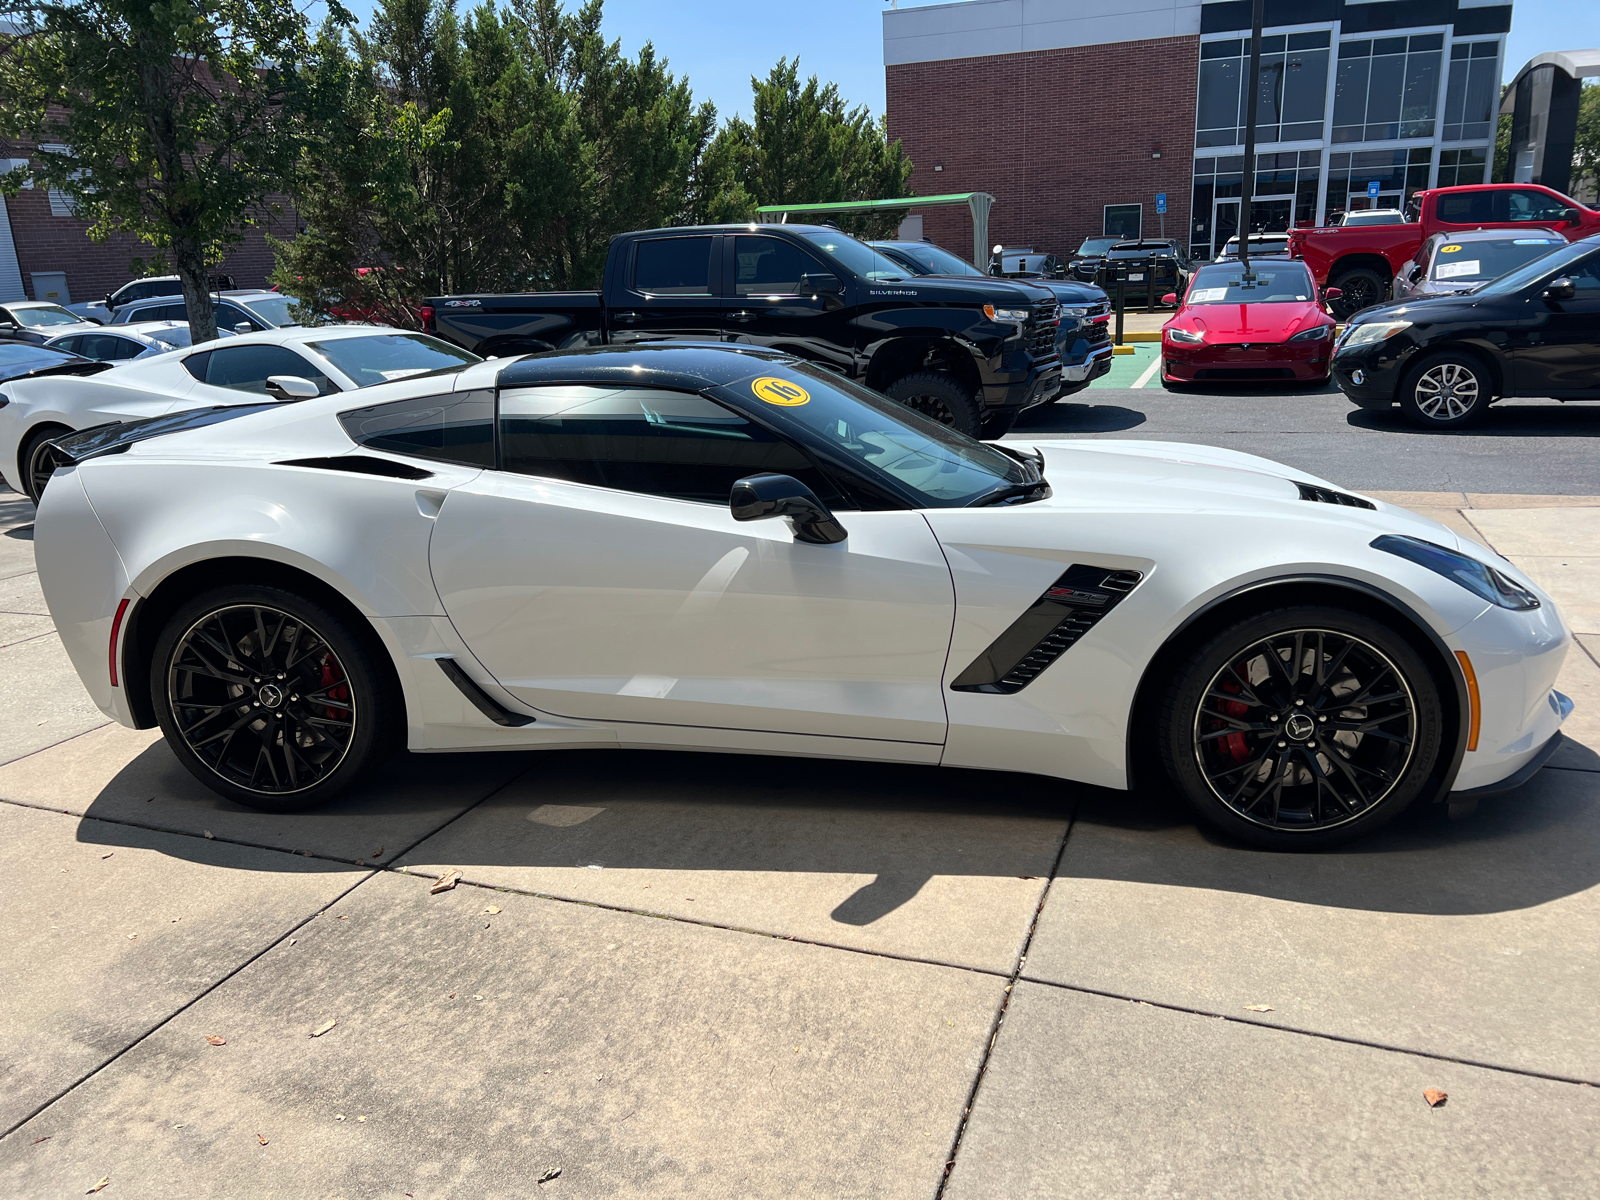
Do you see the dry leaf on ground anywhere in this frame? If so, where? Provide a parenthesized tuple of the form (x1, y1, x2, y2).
(100, 852, 113, 860)
(484, 905, 502, 915)
(203, 831, 215, 839)
(1424, 1088, 1448, 1107)
(431, 869, 462, 894)
(309, 1019, 337, 1038)
(372, 846, 384, 857)
(537, 1167, 562, 1184)
(1244, 1005, 1274, 1013)
(87, 1178, 109, 1194)
(32, 1135, 50, 1144)
(257, 1134, 269, 1146)
(205, 1035, 226, 1046)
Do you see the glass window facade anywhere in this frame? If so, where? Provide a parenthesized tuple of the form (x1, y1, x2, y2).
(1191, 152, 1322, 259)
(1443, 41, 1499, 143)
(1332, 34, 1444, 144)
(1437, 147, 1489, 187)
(1325, 148, 1433, 219)
(1196, 32, 1331, 149)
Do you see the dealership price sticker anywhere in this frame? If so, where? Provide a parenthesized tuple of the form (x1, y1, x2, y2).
(1190, 287, 1229, 302)
(1436, 260, 1481, 279)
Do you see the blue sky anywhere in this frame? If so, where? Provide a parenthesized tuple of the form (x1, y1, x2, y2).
(331, 0, 1600, 122)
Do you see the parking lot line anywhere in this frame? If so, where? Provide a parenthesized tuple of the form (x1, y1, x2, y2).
(1132, 355, 1163, 389)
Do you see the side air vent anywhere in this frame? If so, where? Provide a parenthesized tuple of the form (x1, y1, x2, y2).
(1295, 482, 1375, 510)
(276, 455, 434, 481)
(951, 565, 1145, 695)
(437, 658, 536, 727)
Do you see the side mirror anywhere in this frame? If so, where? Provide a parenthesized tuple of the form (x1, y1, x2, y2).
(264, 375, 320, 400)
(234, 322, 254, 335)
(1564, 208, 1582, 226)
(729, 473, 847, 545)
(799, 272, 842, 294)
(1323, 286, 1343, 301)
(1160, 292, 1178, 305)
(1543, 277, 1576, 302)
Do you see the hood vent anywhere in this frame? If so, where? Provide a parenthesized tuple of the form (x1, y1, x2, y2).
(1296, 482, 1375, 510)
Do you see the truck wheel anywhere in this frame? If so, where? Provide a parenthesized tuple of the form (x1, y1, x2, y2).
(885, 372, 981, 436)
(1328, 269, 1386, 319)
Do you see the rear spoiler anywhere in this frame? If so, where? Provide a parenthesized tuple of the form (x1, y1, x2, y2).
(8, 359, 114, 383)
(47, 403, 277, 464)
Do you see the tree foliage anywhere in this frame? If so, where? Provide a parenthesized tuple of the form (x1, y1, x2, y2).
(0, 0, 320, 340)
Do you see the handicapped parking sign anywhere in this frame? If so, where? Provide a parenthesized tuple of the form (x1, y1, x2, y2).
(1156, 192, 1167, 214)
(1367, 180, 1381, 198)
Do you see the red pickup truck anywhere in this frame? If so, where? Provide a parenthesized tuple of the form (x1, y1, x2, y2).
(1288, 183, 1600, 318)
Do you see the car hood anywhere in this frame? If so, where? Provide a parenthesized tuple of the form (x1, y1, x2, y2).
(1344, 292, 1479, 325)
(1168, 302, 1329, 342)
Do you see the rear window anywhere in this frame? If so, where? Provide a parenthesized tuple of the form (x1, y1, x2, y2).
(632, 237, 714, 296)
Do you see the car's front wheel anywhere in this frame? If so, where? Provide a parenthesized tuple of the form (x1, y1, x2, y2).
(885, 371, 981, 437)
(1159, 607, 1445, 849)
(21, 425, 73, 505)
(151, 584, 402, 812)
(1399, 352, 1492, 429)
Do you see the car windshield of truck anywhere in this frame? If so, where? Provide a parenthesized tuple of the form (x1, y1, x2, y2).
(307, 333, 482, 386)
(1471, 239, 1598, 298)
(11, 304, 82, 328)
(715, 362, 1034, 507)
(794, 230, 907, 281)
(1077, 238, 1118, 256)
(1186, 263, 1314, 304)
(879, 243, 984, 277)
(1429, 236, 1565, 284)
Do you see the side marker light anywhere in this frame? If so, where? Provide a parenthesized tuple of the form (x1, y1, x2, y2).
(1455, 651, 1480, 752)
(109, 598, 130, 688)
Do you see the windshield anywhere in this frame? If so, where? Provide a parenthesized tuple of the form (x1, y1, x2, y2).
(794, 229, 907, 282)
(1077, 238, 1119, 256)
(307, 332, 482, 386)
(12, 304, 82, 328)
(1472, 239, 1599, 297)
(1429, 236, 1565, 283)
(1186, 262, 1315, 304)
(715, 362, 1033, 507)
(877, 242, 984, 277)
(144, 326, 194, 350)
(238, 295, 300, 327)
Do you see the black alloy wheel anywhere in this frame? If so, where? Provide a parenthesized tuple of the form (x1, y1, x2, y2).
(1327, 268, 1386, 320)
(1160, 607, 1444, 849)
(1399, 352, 1491, 429)
(152, 585, 400, 811)
(885, 371, 982, 437)
(22, 426, 72, 505)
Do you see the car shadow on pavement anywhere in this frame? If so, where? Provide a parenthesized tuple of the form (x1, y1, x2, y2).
(1347, 405, 1600, 437)
(1015, 403, 1146, 434)
(66, 736, 1600, 922)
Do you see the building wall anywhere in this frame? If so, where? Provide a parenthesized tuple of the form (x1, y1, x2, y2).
(885, 36, 1200, 262)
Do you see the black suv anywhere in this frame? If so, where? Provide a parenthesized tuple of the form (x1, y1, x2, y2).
(1096, 240, 1191, 304)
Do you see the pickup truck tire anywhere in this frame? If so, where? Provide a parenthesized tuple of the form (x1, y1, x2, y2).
(1399, 352, 1492, 429)
(1327, 268, 1387, 319)
(885, 372, 981, 436)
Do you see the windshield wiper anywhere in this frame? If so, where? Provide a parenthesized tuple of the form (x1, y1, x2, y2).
(973, 480, 1052, 507)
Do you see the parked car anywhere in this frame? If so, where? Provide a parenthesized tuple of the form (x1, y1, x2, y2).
(1330, 209, 1408, 227)
(1067, 237, 1121, 283)
(1, 326, 480, 503)
(1289, 183, 1600, 318)
(1391, 228, 1567, 301)
(0, 341, 109, 386)
(1333, 233, 1600, 428)
(1160, 260, 1338, 388)
(34, 341, 1570, 848)
(44, 320, 234, 363)
(1101, 239, 1192, 303)
(1216, 233, 1293, 261)
(990, 248, 1068, 277)
(0, 300, 104, 344)
(106, 273, 235, 311)
(425, 223, 1063, 438)
(870, 240, 1113, 399)
(111, 290, 300, 332)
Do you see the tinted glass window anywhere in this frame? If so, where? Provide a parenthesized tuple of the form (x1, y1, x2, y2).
(77, 334, 129, 360)
(218, 303, 262, 332)
(1565, 254, 1600, 295)
(1187, 263, 1315, 303)
(236, 295, 298, 326)
(1435, 190, 1497, 224)
(306, 333, 480, 387)
(499, 385, 840, 505)
(733, 236, 828, 295)
(1474, 241, 1599, 297)
(339, 390, 495, 466)
(51, 336, 81, 354)
(793, 229, 909, 281)
(15, 304, 81, 328)
(204, 345, 336, 395)
(632, 237, 714, 295)
(138, 302, 188, 323)
(1507, 189, 1572, 224)
(874, 243, 983, 276)
(182, 350, 211, 380)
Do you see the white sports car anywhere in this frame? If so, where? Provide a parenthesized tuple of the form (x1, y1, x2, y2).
(32, 344, 1571, 848)
(0, 325, 480, 502)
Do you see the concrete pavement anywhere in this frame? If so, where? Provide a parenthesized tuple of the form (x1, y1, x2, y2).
(2, 480, 1598, 1196)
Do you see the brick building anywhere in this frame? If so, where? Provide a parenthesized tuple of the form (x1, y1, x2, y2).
(883, 0, 1513, 265)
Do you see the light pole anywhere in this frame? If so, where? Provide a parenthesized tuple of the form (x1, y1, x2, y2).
(1238, 0, 1264, 280)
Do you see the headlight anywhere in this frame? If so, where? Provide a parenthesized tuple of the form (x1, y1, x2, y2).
(1341, 319, 1411, 347)
(1372, 535, 1541, 610)
(1166, 327, 1205, 344)
(1288, 325, 1332, 342)
(1059, 305, 1092, 317)
(984, 305, 1029, 323)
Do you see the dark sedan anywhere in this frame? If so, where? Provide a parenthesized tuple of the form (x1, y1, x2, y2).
(1332, 233, 1600, 428)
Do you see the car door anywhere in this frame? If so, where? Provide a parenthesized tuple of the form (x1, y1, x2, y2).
(721, 234, 856, 375)
(428, 382, 955, 743)
(609, 233, 724, 345)
(1512, 249, 1600, 397)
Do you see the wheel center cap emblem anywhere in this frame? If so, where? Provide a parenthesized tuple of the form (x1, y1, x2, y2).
(257, 683, 285, 709)
(1284, 712, 1316, 741)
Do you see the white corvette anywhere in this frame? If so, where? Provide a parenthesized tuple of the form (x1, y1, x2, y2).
(32, 345, 1571, 848)
(0, 325, 480, 502)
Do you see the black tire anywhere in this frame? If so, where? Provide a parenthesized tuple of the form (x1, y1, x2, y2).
(1327, 268, 1387, 319)
(1398, 351, 1492, 429)
(1158, 606, 1445, 850)
(21, 425, 73, 505)
(885, 371, 981, 437)
(151, 584, 402, 812)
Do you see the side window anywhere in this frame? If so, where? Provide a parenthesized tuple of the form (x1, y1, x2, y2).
(182, 350, 211, 380)
(219, 303, 261, 332)
(632, 236, 715, 296)
(108, 336, 145, 360)
(733, 236, 828, 296)
(77, 334, 122, 360)
(1434, 190, 1495, 225)
(339, 390, 495, 466)
(204, 345, 336, 395)
(141, 302, 186, 322)
(498, 385, 842, 506)
(1507, 189, 1570, 224)
(1563, 253, 1600, 295)
(53, 336, 81, 355)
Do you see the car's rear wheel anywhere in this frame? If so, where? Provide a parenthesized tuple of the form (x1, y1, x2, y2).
(1159, 607, 1444, 849)
(151, 584, 402, 812)
(1327, 268, 1386, 319)
(1399, 352, 1491, 429)
(885, 371, 981, 437)
(21, 425, 73, 505)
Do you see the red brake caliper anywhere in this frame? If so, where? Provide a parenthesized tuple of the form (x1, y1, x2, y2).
(1218, 673, 1250, 763)
(319, 655, 349, 721)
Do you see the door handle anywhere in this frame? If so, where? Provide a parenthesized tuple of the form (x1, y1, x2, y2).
(730, 310, 756, 322)
(615, 311, 639, 322)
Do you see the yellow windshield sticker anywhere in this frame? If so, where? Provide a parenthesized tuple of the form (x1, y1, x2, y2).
(751, 376, 810, 406)
(1440, 244, 1462, 253)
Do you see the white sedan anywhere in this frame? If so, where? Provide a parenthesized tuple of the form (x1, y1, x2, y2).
(32, 345, 1571, 849)
(0, 325, 480, 502)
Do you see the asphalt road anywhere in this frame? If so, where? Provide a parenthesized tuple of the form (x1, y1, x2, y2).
(1008, 381, 1600, 496)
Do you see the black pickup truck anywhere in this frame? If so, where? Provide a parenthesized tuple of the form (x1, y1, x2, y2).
(425, 224, 1062, 437)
